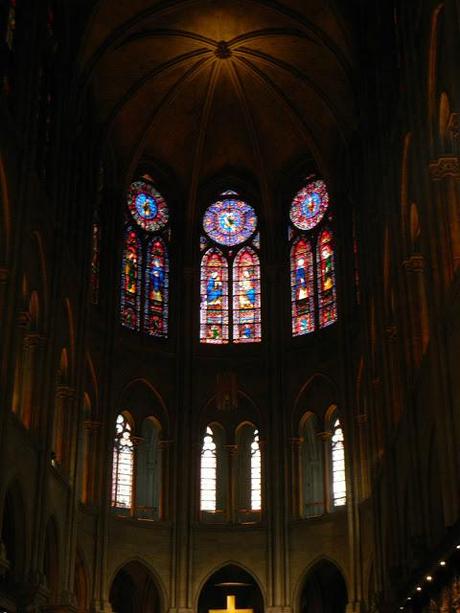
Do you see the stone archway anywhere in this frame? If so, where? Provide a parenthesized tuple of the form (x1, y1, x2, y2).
(109, 560, 161, 613)
(198, 564, 264, 613)
(300, 559, 347, 613)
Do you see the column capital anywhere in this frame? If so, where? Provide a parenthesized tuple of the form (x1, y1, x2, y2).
(448, 112, 460, 141)
(289, 436, 303, 448)
(402, 254, 425, 273)
(159, 438, 173, 449)
(429, 155, 460, 180)
(18, 309, 32, 328)
(0, 539, 10, 576)
(225, 443, 239, 456)
(384, 324, 397, 341)
(83, 419, 102, 433)
(56, 385, 75, 400)
(24, 331, 46, 348)
(317, 430, 332, 441)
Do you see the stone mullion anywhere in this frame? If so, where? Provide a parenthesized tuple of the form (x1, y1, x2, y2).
(428, 156, 460, 289)
(158, 439, 172, 521)
(225, 444, 238, 523)
(289, 438, 302, 518)
(403, 255, 429, 367)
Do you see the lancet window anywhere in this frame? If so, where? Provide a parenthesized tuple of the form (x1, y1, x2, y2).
(289, 179, 337, 336)
(120, 177, 170, 338)
(200, 191, 261, 344)
(299, 410, 347, 517)
(111, 413, 134, 510)
(111, 413, 163, 519)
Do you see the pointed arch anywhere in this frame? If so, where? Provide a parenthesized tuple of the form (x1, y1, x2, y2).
(121, 227, 142, 330)
(300, 413, 324, 517)
(316, 228, 337, 328)
(111, 412, 135, 512)
(200, 248, 229, 344)
(144, 236, 169, 337)
(232, 247, 261, 343)
(291, 236, 315, 336)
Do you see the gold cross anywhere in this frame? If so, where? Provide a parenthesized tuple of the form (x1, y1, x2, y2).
(209, 595, 253, 613)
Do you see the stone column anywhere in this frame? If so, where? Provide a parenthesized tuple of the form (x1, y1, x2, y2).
(158, 439, 172, 520)
(429, 155, 460, 285)
(289, 437, 302, 518)
(402, 254, 429, 366)
(317, 431, 332, 512)
(225, 443, 238, 524)
(53, 385, 76, 471)
(21, 331, 46, 430)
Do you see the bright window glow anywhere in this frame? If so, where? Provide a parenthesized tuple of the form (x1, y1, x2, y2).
(233, 248, 261, 343)
(250, 429, 261, 511)
(291, 237, 315, 336)
(144, 237, 169, 337)
(121, 228, 141, 330)
(112, 414, 134, 509)
(200, 426, 217, 511)
(317, 229, 337, 329)
(200, 249, 229, 344)
(332, 418, 346, 507)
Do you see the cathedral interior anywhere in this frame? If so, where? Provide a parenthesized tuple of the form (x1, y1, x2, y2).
(0, 1, 460, 612)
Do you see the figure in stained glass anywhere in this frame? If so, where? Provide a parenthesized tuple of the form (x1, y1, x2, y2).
(200, 249, 229, 344)
(233, 248, 261, 343)
(128, 180, 168, 232)
(121, 228, 141, 330)
(317, 229, 337, 328)
(290, 179, 329, 231)
(203, 197, 257, 246)
(291, 238, 315, 335)
(144, 237, 168, 337)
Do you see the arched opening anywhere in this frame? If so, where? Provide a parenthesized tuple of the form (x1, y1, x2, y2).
(300, 560, 347, 612)
(0, 483, 26, 607)
(109, 560, 161, 613)
(43, 518, 60, 604)
(74, 549, 89, 613)
(198, 564, 263, 613)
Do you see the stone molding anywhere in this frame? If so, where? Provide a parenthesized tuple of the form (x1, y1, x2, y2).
(403, 254, 425, 273)
(429, 155, 460, 180)
(448, 112, 460, 141)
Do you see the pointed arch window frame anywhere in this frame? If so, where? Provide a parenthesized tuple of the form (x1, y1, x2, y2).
(200, 191, 261, 345)
(289, 179, 338, 336)
(120, 178, 170, 338)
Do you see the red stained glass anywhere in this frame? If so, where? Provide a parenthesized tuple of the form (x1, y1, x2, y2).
(121, 228, 141, 330)
(89, 221, 100, 304)
(144, 237, 168, 338)
(232, 247, 261, 343)
(200, 248, 229, 344)
(290, 180, 329, 231)
(291, 237, 315, 336)
(317, 229, 337, 328)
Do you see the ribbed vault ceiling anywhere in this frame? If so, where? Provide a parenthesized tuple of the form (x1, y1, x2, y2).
(80, 0, 356, 192)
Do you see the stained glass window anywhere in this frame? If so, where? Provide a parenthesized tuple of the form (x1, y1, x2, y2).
(120, 179, 170, 337)
(200, 248, 229, 344)
(127, 181, 168, 232)
(233, 247, 261, 343)
(1, 0, 16, 94)
(203, 197, 257, 246)
(112, 414, 134, 510)
(144, 237, 168, 337)
(331, 418, 346, 507)
(291, 238, 315, 336)
(290, 179, 329, 231)
(200, 192, 261, 344)
(250, 429, 261, 511)
(89, 217, 100, 305)
(289, 178, 337, 336)
(317, 229, 337, 328)
(121, 228, 141, 330)
(200, 426, 217, 511)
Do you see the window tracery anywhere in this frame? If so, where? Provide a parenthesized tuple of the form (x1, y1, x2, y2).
(111, 413, 134, 510)
(120, 178, 169, 337)
(289, 178, 337, 336)
(200, 192, 261, 344)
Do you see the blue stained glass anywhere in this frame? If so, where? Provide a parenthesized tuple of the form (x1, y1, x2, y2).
(203, 198, 257, 246)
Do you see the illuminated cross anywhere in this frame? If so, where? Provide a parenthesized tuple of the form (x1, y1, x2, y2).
(209, 595, 253, 613)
